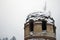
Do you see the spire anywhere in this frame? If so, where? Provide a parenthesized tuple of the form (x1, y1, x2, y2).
(43, 0, 51, 17)
(44, 0, 46, 11)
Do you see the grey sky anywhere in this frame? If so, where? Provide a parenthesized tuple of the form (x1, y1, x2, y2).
(0, 0, 60, 40)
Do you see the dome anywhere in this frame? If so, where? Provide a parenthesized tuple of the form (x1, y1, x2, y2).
(26, 11, 54, 24)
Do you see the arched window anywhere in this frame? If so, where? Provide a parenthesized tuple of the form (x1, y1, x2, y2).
(29, 19, 34, 32)
(53, 25, 56, 33)
(42, 20, 47, 31)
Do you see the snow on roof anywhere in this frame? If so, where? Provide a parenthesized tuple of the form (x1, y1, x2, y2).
(26, 11, 54, 24)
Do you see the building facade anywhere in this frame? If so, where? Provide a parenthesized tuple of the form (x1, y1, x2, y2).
(3, 37, 8, 40)
(10, 36, 16, 40)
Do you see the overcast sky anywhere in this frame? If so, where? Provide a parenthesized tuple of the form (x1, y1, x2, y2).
(0, 0, 60, 40)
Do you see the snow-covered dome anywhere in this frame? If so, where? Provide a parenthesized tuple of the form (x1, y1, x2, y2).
(26, 11, 54, 24)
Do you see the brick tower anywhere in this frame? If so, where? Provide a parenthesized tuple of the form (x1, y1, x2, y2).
(24, 11, 56, 40)
(24, 1, 56, 40)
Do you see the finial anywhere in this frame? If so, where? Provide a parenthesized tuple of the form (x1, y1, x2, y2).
(49, 11, 51, 17)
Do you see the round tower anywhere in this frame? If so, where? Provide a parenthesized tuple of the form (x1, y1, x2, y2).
(24, 11, 56, 40)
